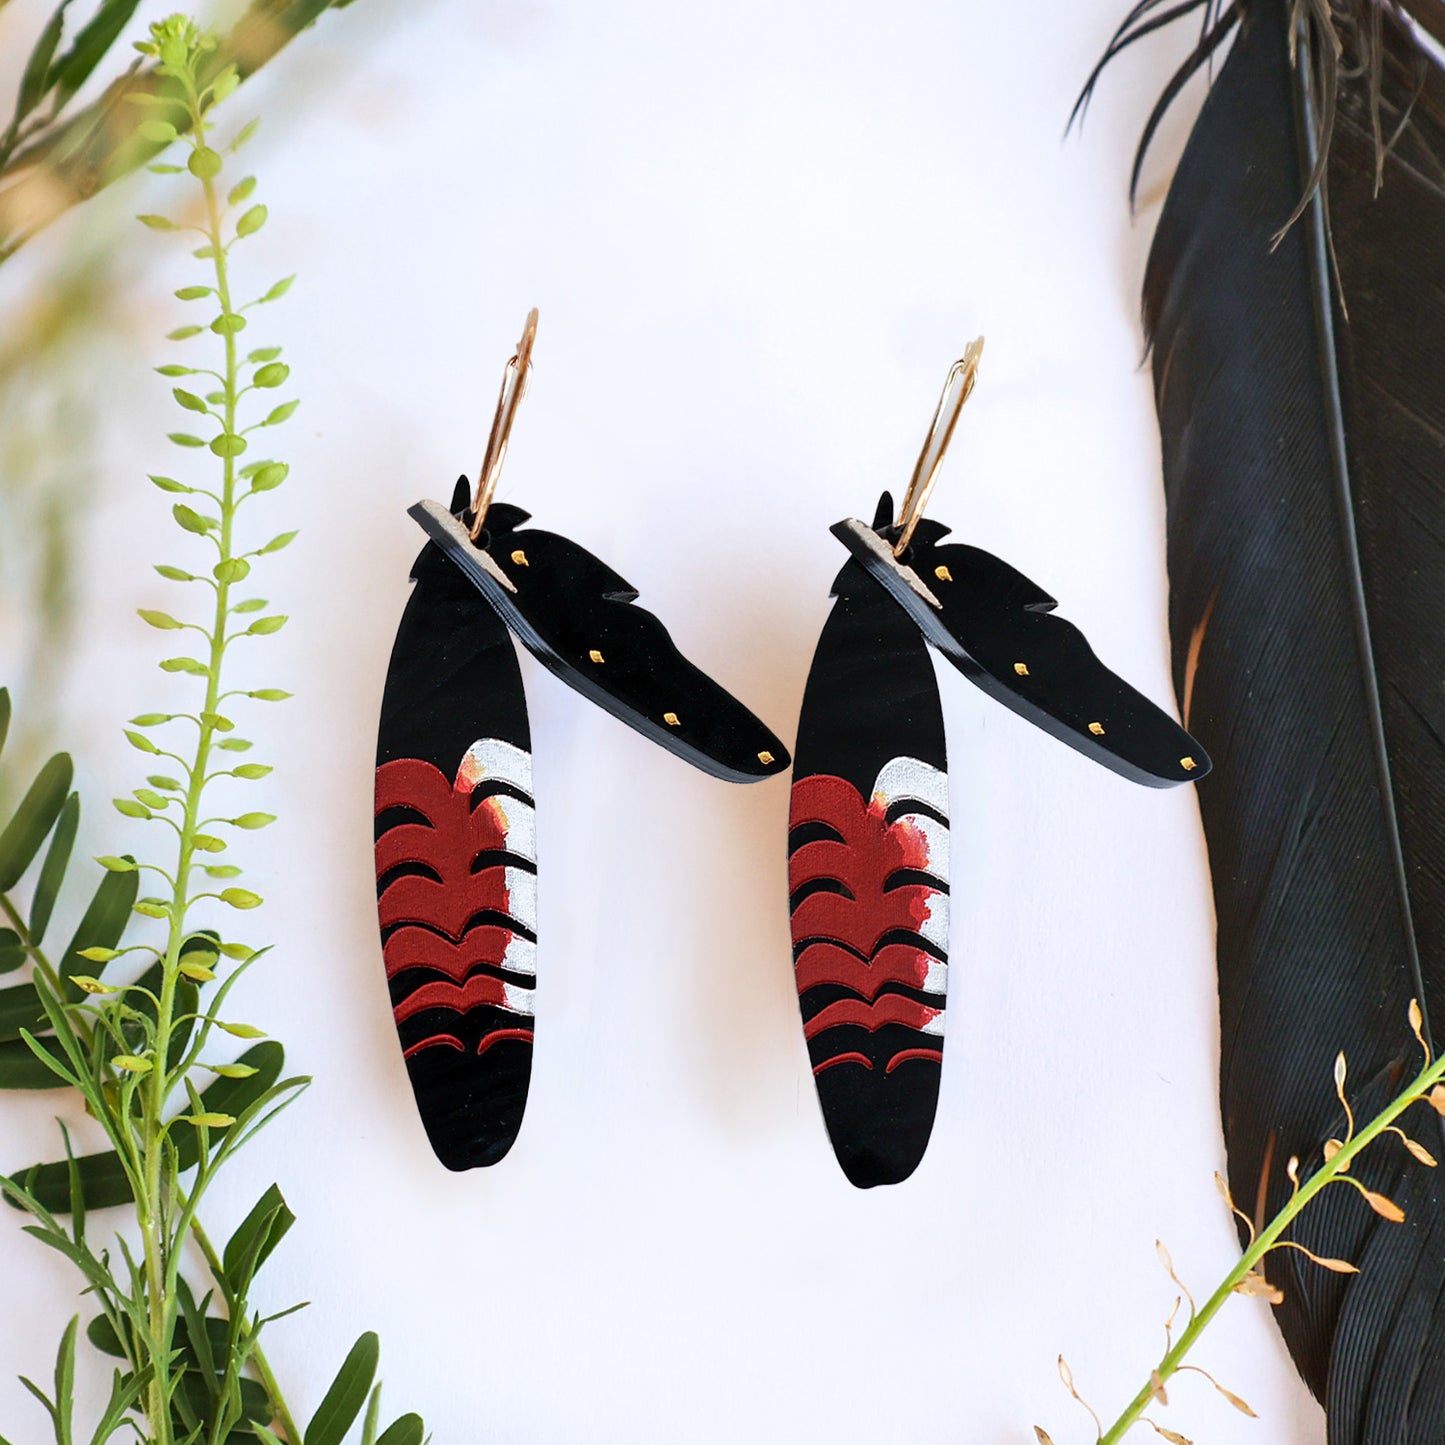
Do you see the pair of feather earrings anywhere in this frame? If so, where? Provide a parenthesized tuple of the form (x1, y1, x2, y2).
(371, 310, 1208, 1184)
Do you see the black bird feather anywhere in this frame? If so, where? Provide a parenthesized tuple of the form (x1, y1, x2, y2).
(1104, 0, 1445, 1435)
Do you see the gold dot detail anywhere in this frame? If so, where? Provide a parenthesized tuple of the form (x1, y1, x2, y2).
(588, 649, 605, 664)
(934, 565, 953, 582)
(1088, 722, 1106, 736)
(663, 712, 680, 727)
(511, 549, 529, 566)
(1014, 662, 1029, 676)
(757, 750, 774, 765)
(1181, 756, 1198, 772)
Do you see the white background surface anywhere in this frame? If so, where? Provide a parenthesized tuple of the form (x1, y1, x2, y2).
(0, 1, 1328, 1441)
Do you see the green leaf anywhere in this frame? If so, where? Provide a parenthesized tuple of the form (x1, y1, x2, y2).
(139, 214, 179, 231)
(172, 387, 209, 413)
(75, 946, 117, 961)
(85, 1316, 124, 1359)
(149, 475, 192, 494)
(305, 1333, 379, 1445)
(29, 792, 79, 944)
(0, 983, 45, 1043)
(246, 616, 287, 636)
(256, 275, 295, 304)
(230, 814, 274, 830)
(112, 798, 150, 819)
(258, 531, 298, 555)
(222, 1183, 295, 1296)
(219, 888, 262, 910)
(167, 325, 204, 341)
(173, 503, 214, 534)
(168, 432, 206, 448)
(209, 1061, 256, 1077)
(48, 0, 145, 104)
(180, 1112, 234, 1128)
(146, 775, 182, 791)
(111, 1055, 152, 1074)
(253, 362, 289, 388)
(0, 1035, 73, 1089)
(134, 789, 167, 810)
(173, 287, 211, 302)
(129, 714, 172, 727)
(248, 347, 282, 364)
(94, 857, 136, 873)
(375, 1416, 424, 1445)
(59, 865, 138, 1002)
(249, 462, 289, 492)
(210, 433, 248, 458)
(262, 399, 299, 426)
(199, 712, 233, 732)
(228, 176, 257, 206)
(137, 119, 177, 144)
(231, 764, 272, 780)
(236, 204, 268, 237)
(15, 2, 69, 124)
(233, 599, 267, 613)
(217, 739, 253, 752)
(210, 313, 247, 336)
(249, 689, 291, 702)
(154, 565, 196, 581)
(187, 146, 222, 179)
(160, 657, 208, 675)
(7, 1042, 284, 1211)
(124, 732, 158, 756)
(193, 833, 227, 852)
(0, 753, 74, 890)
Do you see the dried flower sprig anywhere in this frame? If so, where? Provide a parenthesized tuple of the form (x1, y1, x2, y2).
(1037, 999, 1445, 1445)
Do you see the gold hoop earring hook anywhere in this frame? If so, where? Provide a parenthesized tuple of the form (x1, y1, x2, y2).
(892, 335, 984, 558)
(469, 307, 540, 540)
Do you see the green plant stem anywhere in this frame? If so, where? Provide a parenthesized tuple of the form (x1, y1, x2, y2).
(189, 1217, 303, 1444)
(137, 80, 240, 1444)
(1098, 1049, 1445, 1444)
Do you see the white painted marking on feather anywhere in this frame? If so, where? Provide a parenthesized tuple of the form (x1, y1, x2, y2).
(503, 867, 538, 933)
(896, 812, 950, 881)
(458, 738, 534, 796)
(501, 934, 537, 978)
(501, 981, 535, 1017)
(920, 1009, 946, 1037)
(917, 892, 949, 952)
(411, 499, 518, 593)
(484, 795, 537, 864)
(919, 957, 949, 996)
(837, 518, 942, 608)
(872, 756, 948, 817)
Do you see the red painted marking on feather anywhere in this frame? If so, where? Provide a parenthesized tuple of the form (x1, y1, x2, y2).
(375, 758, 518, 938)
(402, 1034, 465, 1059)
(885, 1048, 943, 1073)
(393, 975, 527, 1024)
(381, 923, 523, 982)
(476, 1028, 534, 1058)
(789, 771, 945, 967)
(813, 1051, 874, 1076)
(794, 940, 942, 999)
(803, 994, 941, 1040)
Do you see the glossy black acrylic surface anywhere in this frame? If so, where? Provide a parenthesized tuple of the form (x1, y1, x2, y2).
(834, 493, 1209, 787)
(411, 484, 790, 784)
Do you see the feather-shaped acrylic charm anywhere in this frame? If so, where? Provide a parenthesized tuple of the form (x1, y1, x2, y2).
(376, 312, 789, 1170)
(792, 346, 1208, 1188)
(1090, 0, 1445, 1432)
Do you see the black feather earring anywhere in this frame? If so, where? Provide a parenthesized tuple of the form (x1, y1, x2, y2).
(375, 310, 790, 1171)
(788, 339, 1210, 1189)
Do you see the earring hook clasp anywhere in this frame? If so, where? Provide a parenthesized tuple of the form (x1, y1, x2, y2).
(892, 336, 984, 558)
(469, 307, 540, 540)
